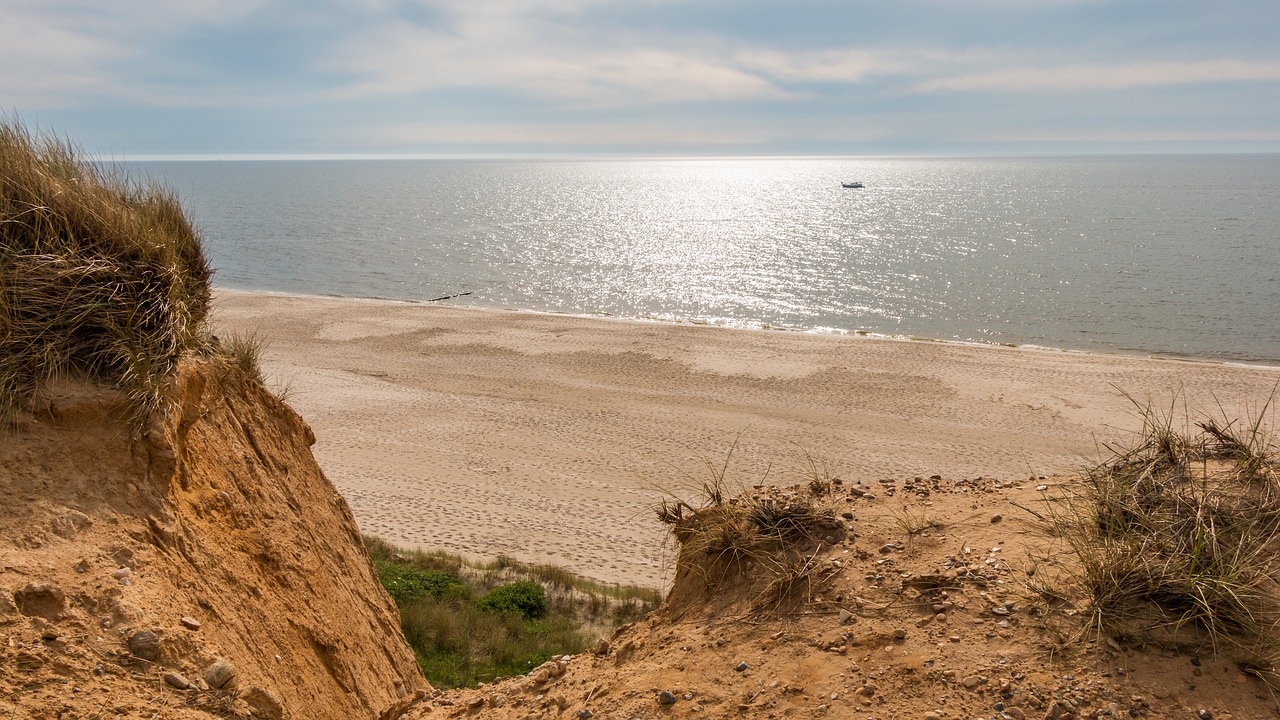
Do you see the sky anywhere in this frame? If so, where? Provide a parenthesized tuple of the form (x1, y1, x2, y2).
(5, 0, 1280, 158)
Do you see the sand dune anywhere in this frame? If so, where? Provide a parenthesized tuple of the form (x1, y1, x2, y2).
(213, 289, 1279, 587)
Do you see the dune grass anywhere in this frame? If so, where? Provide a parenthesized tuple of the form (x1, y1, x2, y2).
(1, 119, 212, 427)
(364, 536, 660, 688)
(1047, 396, 1280, 679)
(653, 446, 847, 615)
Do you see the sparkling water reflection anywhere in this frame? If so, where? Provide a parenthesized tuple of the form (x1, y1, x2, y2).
(138, 155, 1280, 364)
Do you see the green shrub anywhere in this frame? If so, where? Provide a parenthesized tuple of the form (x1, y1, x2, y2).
(375, 561, 462, 605)
(401, 599, 578, 688)
(363, 536, 660, 689)
(476, 580, 548, 619)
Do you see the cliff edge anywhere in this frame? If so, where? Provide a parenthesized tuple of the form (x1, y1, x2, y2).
(0, 361, 427, 719)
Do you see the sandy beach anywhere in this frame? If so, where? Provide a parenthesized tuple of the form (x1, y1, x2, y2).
(212, 289, 1279, 588)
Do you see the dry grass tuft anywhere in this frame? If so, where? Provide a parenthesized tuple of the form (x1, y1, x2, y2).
(1050, 396, 1280, 675)
(658, 483, 845, 614)
(1, 119, 212, 427)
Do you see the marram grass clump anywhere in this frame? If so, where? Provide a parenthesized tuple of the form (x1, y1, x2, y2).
(1049, 398, 1280, 679)
(1, 120, 212, 425)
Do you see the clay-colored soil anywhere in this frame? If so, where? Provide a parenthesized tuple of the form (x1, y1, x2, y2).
(406, 475, 1280, 720)
(0, 362, 426, 719)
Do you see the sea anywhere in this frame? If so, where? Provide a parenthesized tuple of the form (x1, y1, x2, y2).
(131, 155, 1280, 366)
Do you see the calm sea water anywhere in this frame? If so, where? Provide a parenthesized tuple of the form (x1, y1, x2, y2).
(134, 156, 1280, 365)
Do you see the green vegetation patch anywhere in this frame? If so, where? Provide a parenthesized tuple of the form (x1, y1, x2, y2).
(476, 580, 548, 619)
(365, 536, 660, 689)
(375, 562, 462, 606)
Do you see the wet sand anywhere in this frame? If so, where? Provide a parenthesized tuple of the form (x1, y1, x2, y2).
(212, 289, 1279, 587)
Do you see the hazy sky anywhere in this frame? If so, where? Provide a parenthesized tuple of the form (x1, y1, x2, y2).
(6, 0, 1279, 157)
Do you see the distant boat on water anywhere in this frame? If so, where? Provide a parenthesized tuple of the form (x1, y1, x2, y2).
(842, 181, 864, 188)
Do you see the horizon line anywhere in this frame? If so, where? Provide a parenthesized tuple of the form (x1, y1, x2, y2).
(103, 149, 1280, 163)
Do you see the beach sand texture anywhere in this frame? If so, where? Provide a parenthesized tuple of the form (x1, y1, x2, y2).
(213, 290, 1279, 587)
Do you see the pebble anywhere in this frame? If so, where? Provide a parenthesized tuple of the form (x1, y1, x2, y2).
(113, 568, 132, 581)
(1198, 711, 1212, 720)
(203, 658, 236, 689)
(961, 675, 982, 689)
(658, 690, 677, 705)
(838, 609, 852, 625)
(162, 672, 191, 690)
(923, 713, 941, 720)
(127, 631, 160, 661)
(179, 616, 202, 631)
(892, 628, 907, 639)
(576, 710, 593, 719)
(1045, 701, 1072, 720)
(735, 662, 749, 672)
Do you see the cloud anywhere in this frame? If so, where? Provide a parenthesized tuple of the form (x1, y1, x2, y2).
(734, 48, 909, 85)
(7, 0, 1280, 153)
(0, 23, 128, 108)
(366, 118, 773, 147)
(329, 12, 784, 106)
(916, 59, 1280, 93)
(0, 0, 282, 108)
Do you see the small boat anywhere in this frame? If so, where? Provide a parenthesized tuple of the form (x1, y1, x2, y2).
(841, 181, 864, 189)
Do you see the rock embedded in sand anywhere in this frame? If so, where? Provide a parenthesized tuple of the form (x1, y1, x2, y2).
(162, 671, 191, 689)
(658, 690, 677, 705)
(127, 630, 160, 660)
(13, 584, 66, 619)
(242, 687, 285, 720)
(179, 616, 201, 631)
(203, 657, 236, 689)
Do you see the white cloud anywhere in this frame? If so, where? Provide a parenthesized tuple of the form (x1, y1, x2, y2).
(915, 59, 1280, 93)
(330, 15, 783, 106)
(735, 49, 909, 84)
(0, 24, 126, 108)
(366, 118, 772, 147)
(0, 0, 276, 108)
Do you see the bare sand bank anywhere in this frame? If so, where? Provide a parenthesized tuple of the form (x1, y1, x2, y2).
(212, 289, 1279, 587)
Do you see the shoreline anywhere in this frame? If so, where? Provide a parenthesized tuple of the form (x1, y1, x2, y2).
(214, 285, 1280, 371)
(212, 288, 1280, 588)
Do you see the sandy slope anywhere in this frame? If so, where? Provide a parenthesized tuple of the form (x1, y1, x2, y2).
(212, 289, 1279, 588)
(0, 361, 425, 719)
